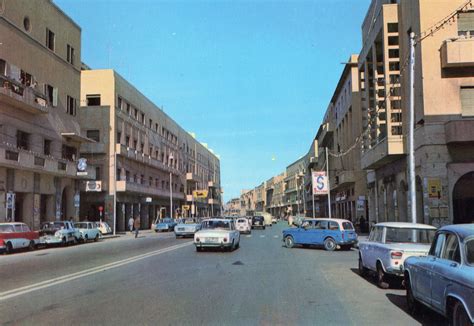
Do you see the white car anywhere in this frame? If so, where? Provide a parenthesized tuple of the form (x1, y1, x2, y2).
(94, 221, 112, 235)
(271, 217, 278, 224)
(358, 222, 437, 289)
(235, 217, 251, 234)
(174, 219, 201, 238)
(40, 221, 81, 245)
(194, 218, 240, 252)
(75, 222, 101, 242)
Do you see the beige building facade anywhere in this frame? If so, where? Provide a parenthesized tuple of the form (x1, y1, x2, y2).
(79, 69, 221, 231)
(0, 0, 94, 228)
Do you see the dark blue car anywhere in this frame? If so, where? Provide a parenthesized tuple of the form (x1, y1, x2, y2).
(282, 218, 358, 251)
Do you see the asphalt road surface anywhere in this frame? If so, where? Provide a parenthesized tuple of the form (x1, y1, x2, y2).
(0, 223, 446, 326)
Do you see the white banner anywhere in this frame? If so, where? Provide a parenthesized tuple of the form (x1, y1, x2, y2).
(312, 171, 328, 195)
(86, 181, 102, 192)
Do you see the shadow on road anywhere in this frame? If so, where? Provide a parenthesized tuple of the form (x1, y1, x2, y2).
(385, 293, 447, 326)
(349, 268, 404, 290)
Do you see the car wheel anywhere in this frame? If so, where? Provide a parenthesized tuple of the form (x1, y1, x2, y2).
(94, 234, 99, 242)
(284, 236, 295, 248)
(452, 301, 471, 326)
(196, 246, 202, 252)
(358, 255, 368, 276)
(84, 235, 89, 243)
(323, 238, 336, 251)
(62, 237, 67, 246)
(406, 276, 420, 315)
(376, 263, 390, 289)
(28, 240, 36, 251)
(5, 242, 13, 254)
(263, 226, 266, 230)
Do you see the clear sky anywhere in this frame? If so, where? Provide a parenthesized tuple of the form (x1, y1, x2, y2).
(56, 0, 371, 202)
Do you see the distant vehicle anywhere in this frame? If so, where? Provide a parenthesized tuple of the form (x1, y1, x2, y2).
(174, 219, 201, 238)
(154, 218, 177, 232)
(358, 222, 437, 289)
(74, 222, 101, 242)
(404, 224, 474, 325)
(256, 212, 273, 227)
(40, 221, 81, 246)
(272, 216, 278, 224)
(251, 216, 265, 230)
(93, 221, 112, 235)
(236, 217, 251, 234)
(194, 218, 240, 252)
(0, 222, 40, 254)
(282, 218, 357, 251)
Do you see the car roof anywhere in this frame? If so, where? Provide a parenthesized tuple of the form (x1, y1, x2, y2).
(304, 218, 353, 224)
(439, 224, 474, 240)
(202, 218, 231, 222)
(0, 222, 26, 226)
(374, 222, 436, 229)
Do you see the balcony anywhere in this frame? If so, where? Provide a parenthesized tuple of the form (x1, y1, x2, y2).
(116, 144, 178, 175)
(0, 74, 49, 114)
(186, 173, 197, 182)
(208, 198, 215, 205)
(208, 181, 215, 188)
(361, 136, 405, 170)
(317, 122, 333, 147)
(0, 143, 95, 178)
(81, 142, 107, 154)
(441, 38, 474, 68)
(116, 180, 184, 200)
(334, 170, 356, 188)
(445, 120, 474, 144)
(186, 194, 193, 202)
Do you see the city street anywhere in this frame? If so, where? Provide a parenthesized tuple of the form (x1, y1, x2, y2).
(0, 223, 445, 326)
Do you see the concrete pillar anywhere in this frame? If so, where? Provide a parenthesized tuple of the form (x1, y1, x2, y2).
(117, 202, 125, 232)
(140, 203, 149, 229)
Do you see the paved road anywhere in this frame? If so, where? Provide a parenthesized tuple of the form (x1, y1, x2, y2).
(0, 223, 446, 325)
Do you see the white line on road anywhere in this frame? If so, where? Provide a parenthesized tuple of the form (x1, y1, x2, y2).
(0, 241, 193, 301)
(260, 235, 266, 238)
(273, 235, 279, 239)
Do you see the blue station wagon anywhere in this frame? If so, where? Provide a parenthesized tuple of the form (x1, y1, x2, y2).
(282, 218, 358, 251)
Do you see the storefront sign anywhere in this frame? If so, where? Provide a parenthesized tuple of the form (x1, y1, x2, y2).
(193, 190, 208, 198)
(85, 181, 102, 192)
(6, 192, 15, 209)
(312, 171, 328, 195)
(427, 178, 442, 199)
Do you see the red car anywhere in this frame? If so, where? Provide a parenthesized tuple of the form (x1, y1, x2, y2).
(0, 222, 40, 254)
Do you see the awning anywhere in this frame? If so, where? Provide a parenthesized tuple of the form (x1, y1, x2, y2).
(61, 132, 96, 143)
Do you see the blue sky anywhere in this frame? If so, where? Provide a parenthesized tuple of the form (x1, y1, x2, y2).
(56, 0, 371, 202)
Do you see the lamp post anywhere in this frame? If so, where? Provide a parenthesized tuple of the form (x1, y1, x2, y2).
(169, 153, 173, 219)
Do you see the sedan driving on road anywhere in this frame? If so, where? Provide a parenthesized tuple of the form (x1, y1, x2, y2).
(194, 218, 240, 252)
(174, 219, 201, 238)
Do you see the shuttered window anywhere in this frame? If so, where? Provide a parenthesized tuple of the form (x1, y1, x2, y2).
(458, 11, 474, 35)
(461, 86, 474, 117)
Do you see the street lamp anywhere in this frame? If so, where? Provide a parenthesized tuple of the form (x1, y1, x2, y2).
(169, 153, 173, 219)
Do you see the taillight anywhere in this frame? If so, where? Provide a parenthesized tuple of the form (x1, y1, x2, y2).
(196, 237, 200, 242)
(391, 251, 403, 259)
(223, 238, 228, 242)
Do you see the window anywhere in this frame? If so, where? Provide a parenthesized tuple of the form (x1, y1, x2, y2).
(461, 86, 474, 117)
(126, 103, 130, 115)
(141, 113, 145, 124)
(329, 221, 339, 230)
(23, 16, 31, 32)
(388, 36, 399, 46)
(67, 44, 75, 65)
(149, 119, 153, 128)
(374, 226, 383, 242)
(44, 139, 51, 155)
(117, 132, 122, 144)
(20, 70, 32, 86)
(118, 96, 123, 110)
(95, 166, 101, 180)
(389, 62, 400, 71)
(388, 49, 399, 59)
(17, 130, 30, 150)
(67, 95, 76, 116)
(391, 126, 402, 135)
(62, 145, 77, 161)
(86, 94, 101, 106)
(44, 84, 57, 106)
(46, 28, 55, 51)
(149, 177, 153, 186)
(86, 130, 100, 142)
(387, 23, 398, 33)
(466, 239, 474, 265)
(458, 11, 474, 37)
(442, 233, 461, 263)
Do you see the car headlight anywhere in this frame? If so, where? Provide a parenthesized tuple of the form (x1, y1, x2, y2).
(54, 231, 61, 237)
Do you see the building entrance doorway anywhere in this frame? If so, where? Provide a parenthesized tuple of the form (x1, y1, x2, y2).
(453, 171, 474, 224)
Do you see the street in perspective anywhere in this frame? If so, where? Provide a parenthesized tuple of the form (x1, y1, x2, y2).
(1, 0, 473, 325)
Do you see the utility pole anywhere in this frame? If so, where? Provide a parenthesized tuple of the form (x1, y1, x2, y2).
(326, 147, 332, 219)
(311, 169, 315, 218)
(169, 153, 174, 219)
(113, 148, 117, 236)
(408, 32, 417, 224)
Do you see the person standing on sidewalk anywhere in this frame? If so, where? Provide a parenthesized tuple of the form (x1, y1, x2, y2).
(128, 216, 134, 233)
(134, 216, 140, 238)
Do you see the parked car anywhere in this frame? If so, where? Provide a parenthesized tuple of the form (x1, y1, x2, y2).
(0, 222, 40, 254)
(251, 216, 265, 230)
(94, 221, 112, 235)
(75, 222, 101, 242)
(154, 218, 177, 232)
(40, 221, 81, 246)
(194, 218, 240, 252)
(236, 217, 251, 234)
(256, 212, 272, 227)
(174, 219, 201, 238)
(358, 222, 437, 289)
(272, 216, 278, 224)
(404, 224, 474, 325)
(282, 218, 357, 251)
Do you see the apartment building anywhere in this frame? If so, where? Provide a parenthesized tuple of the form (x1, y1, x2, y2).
(284, 157, 306, 216)
(265, 172, 286, 218)
(240, 189, 256, 216)
(0, 0, 94, 228)
(78, 69, 221, 231)
(254, 182, 266, 212)
(224, 198, 241, 216)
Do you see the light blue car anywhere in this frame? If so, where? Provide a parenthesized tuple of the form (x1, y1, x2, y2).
(154, 218, 177, 232)
(282, 218, 357, 251)
(404, 224, 474, 325)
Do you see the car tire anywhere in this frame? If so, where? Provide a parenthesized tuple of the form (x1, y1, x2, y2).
(406, 276, 420, 315)
(358, 255, 368, 276)
(84, 235, 88, 243)
(323, 238, 336, 251)
(452, 301, 471, 326)
(5, 242, 13, 254)
(263, 226, 266, 230)
(94, 234, 99, 242)
(196, 246, 203, 252)
(376, 263, 390, 289)
(284, 236, 295, 248)
(62, 237, 67, 247)
(28, 240, 36, 251)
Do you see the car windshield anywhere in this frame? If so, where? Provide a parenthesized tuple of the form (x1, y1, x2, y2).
(466, 239, 474, 266)
(201, 220, 231, 230)
(75, 223, 87, 228)
(42, 222, 65, 229)
(385, 227, 436, 244)
(0, 225, 14, 233)
(342, 222, 354, 230)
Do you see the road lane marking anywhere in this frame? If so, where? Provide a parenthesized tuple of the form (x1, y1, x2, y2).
(245, 235, 252, 238)
(274, 235, 279, 238)
(0, 241, 193, 301)
(260, 235, 266, 238)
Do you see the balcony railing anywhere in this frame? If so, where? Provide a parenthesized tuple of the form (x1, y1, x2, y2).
(0, 74, 49, 114)
(116, 180, 185, 200)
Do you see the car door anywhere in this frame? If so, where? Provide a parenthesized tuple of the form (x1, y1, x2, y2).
(299, 220, 314, 244)
(367, 226, 383, 270)
(431, 232, 461, 313)
(328, 221, 341, 243)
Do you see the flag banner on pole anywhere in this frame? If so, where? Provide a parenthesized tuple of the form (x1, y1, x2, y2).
(312, 171, 328, 195)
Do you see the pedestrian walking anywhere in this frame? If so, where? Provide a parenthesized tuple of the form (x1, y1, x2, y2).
(134, 217, 140, 238)
(128, 216, 134, 233)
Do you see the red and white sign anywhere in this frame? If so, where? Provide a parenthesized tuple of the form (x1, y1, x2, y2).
(312, 171, 328, 195)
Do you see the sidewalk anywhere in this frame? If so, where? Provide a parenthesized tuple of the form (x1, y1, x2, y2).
(101, 229, 156, 240)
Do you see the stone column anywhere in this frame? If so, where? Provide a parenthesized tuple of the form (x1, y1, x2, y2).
(140, 203, 149, 229)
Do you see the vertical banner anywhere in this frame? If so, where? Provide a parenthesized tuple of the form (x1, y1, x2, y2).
(312, 171, 328, 195)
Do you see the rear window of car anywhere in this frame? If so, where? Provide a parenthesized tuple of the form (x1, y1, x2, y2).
(385, 227, 436, 244)
(237, 219, 246, 223)
(0, 225, 14, 233)
(342, 222, 354, 230)
(466, 239, 474, 266)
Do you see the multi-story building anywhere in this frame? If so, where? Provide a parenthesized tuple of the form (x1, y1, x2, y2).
(254, 182, 266, 212)
(0, 0, 94, 228)
(224, 197, 241, 216)
(78, 69, 221, 231)
(240, 188, 256, 216)
(284, 157, 306, 216)
(265, 172, 286, 218)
